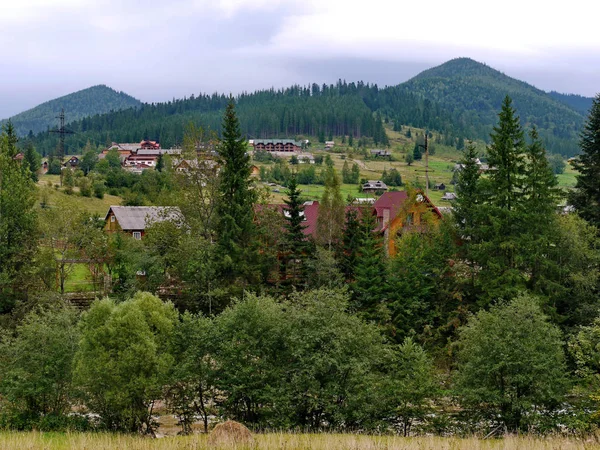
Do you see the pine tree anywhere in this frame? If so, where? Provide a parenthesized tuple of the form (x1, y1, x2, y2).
(316, 167, 345, 251)
(351, 210, 388, 322)
(23, 142, 41, 182)
(339, 207, 362, 281)
(473, 96, 527, 302)
(0, 122, 38, 313)
(520, 127, 562, 295)
(281, 174, 310, 287)
(569, 93, 600, 228)
(216, 99, 258, 285)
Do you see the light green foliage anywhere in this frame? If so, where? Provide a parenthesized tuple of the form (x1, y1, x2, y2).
(166, 312, 215, 434)
(380, 338, 438, 436)
(79, 143, 98, 175)
(74, 292, 177, 434)
(548, 153, 566, 175)
(455, 294, 568, 431)
(0, 306, 80, 429)
(316, 167, 345, 250)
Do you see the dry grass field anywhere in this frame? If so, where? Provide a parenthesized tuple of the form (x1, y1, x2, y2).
(0, 432, 598, 450)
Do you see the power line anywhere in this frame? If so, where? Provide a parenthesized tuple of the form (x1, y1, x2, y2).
(49, 108, 74, 162)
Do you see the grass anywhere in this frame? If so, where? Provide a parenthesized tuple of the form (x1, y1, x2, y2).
(37, 174, 122, 217)
(0, 432, 596, 450)
(63, 263, 95, 293)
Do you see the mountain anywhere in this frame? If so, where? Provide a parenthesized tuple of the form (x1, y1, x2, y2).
(1, 85, 141, 137)
(26, 58, 588, 157)
(396, 57, 585, 155)
(548, 91, 594, 116)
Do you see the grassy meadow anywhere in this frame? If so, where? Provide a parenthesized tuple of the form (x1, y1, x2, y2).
(0, 432, 597, 450)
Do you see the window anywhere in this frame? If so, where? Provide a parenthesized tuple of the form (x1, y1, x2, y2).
(111, 215, 115, 222)
(406, 213, 414, 225)
(133, 232, 142, 240)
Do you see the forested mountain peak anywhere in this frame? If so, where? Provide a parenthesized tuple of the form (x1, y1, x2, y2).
(2, 85, 141, 137)
(399, 57, 585, 155)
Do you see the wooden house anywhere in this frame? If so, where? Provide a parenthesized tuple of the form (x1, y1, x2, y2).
(373, 191, 442, 256)
(104, 206, 181, 240)
(362, 180, 388, 193)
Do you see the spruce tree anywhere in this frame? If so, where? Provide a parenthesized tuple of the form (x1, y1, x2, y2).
(351, 210, 388, 322)
(281, 174, 310, 287)
(23, 142, 41, 182)
(0, 122, 38, 313)
(521, 127, 562, 292)
(569, 93, 600, 228)
(474, 96, 527, 301)
(339, 207, 362, 281)
(216, 99, 258, 285)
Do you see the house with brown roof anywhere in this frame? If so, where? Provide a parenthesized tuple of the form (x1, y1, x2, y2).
(104, 206, 181, 240)
(362, 180, 388, 193)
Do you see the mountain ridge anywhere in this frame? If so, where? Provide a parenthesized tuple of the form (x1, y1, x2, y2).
(1, 85, 141, 137)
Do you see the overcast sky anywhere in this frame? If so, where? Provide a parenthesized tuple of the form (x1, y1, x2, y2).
(1, 0, 599, 119)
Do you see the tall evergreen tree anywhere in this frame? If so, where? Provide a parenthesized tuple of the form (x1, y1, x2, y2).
(473, 96, 527, 302)
(281, 174, 311, 287)
(520, 127, 562, 292)
(339, 207, 362, 281)
(216, 99, 258, 286)
(569, 93, 600, 228)
(23, 142, 41, 182)
(351, 210, 388, 323)
(0, 122, 38, 313)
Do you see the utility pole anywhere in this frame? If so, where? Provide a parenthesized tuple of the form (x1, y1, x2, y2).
(49, 108, 74, 162)
(417, 131, 430, 197)
(49, 108, 74, 186)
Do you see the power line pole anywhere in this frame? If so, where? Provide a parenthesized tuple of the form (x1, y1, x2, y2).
(424, 132, 429, 198)
(49, 108, 74, 162)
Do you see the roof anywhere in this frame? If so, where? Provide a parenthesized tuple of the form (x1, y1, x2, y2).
(105, 206, 181, 231)
(252, 139, 302, 146)
(363, 180, 388, 190)
(136, 149, 181, 156)
(373, 191, 408, 222)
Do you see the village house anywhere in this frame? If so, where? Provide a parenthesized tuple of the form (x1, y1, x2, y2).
(63, 156, 79, 169)
(297, 154, 315, 164)
(373, 191, 442, 256)
(441, 192, 458, 201)
(370, 149, 392, 158)
(433, 182, 446, 191)
(104, 206, 181, 240)
(267, 190, 441, 257)
(252, 139, 302, 153)
(325, 141, 335, 149)
(362, 180, 388, 193)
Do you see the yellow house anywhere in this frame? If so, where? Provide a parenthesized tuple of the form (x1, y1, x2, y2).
(373, 190, 442, 257)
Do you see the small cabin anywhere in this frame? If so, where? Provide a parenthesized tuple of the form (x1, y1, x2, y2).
(104, 206, 181, 240)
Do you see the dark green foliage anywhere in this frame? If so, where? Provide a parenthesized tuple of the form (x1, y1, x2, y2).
(23, 142, 41, 182)
(455, 294, 568, 431)
(382, 168, 402, 186)
(2, 85, 140, 137)
(351, 210, 387, 322)
(569, 94, 600, 228)
(281, 174, 311, 287)
(549, 91, 594, 115)
(401, 58, 585, 156)
(0, 122, 38, 313)
(340, 207, 362, 280)
(216, 99, 259, 286)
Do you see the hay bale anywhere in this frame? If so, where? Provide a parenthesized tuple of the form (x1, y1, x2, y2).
(208, 420, 254, 446)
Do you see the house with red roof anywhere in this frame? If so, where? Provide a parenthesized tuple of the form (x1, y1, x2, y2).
(373, 191, 442, 256)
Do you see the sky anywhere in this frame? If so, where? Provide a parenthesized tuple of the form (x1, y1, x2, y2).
(1, 0, 599, 119)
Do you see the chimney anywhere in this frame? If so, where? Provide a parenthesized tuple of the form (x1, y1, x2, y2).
(382, 208, 390, 227)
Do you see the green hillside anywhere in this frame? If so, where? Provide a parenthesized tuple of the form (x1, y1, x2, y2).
(398, 57, 586, 155)
(2, 85, 141, 137)
(548, 91, 594, 115)
(25, 59, 588, 157)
